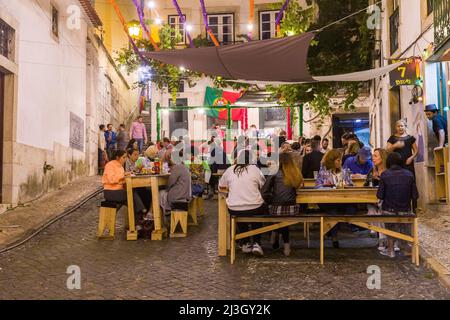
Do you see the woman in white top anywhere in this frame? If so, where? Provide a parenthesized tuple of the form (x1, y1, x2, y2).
(219, 150, 267, 256)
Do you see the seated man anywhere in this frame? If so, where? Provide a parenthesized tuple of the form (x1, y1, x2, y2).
(301, 140, 324, 178)
(343, 146, 373, 177)
(159, 151, 192, 216)
(377, 152, 418, 258)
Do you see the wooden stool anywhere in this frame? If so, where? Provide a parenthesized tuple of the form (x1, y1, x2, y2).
(188, 199, 198, 226)
(196, 197, 205, 217)
(170, 210, 188, 238)
(98, 201, 120, 240)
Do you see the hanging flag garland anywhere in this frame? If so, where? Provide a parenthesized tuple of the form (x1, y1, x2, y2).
(108, 0, 146, 63)
(199, 0, 220, 47)
(276, 0, 290, 35)
(248, 0, 254, 40)
(131, 0, 160, 51)
(172, 0, 195, 48)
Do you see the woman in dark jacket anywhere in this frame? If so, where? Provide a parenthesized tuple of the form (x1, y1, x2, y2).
(261, 152, 304, 256)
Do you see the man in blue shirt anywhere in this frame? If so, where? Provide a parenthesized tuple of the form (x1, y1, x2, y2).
(104, 123, 117, 162)
(343, 146, 373, 175)
(424, 104, 448, 149)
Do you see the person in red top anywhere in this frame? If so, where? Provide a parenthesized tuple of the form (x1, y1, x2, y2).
(102, 150, 146, 226)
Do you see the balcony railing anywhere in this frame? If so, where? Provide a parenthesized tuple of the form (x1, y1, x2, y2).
(0, 19, 15, 61)
(434, 0, 450, 49)
(389, 7, 400, 55)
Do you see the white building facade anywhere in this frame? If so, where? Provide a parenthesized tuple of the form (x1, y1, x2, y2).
(0, 0, 139, 208)
(372, 0, 450, 206)
(146, 0, 314, 141)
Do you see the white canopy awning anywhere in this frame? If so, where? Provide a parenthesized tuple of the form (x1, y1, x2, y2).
(230, 61, 404, 85)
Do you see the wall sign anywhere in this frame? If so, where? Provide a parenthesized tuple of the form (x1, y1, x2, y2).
(389, 58, 419, 86)
(70, 112, 84, 151)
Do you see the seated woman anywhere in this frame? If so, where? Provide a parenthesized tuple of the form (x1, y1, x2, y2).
(185, 154, 205, 198)
(342, 140, 360, 164)
(102, 150, 146, 228)
(126, 139, 139, 153)
(159, 151, 192, 216)
(365, 148, 389, 251)
(145, 144, 159, 161)
(261, 152, 303, 256)
(125, 148, 152, 216)
(365, 148, 388, 187)
(316, 149, 355, 248)
(219, 150, 267, 256)
(125, 148, 140, 173)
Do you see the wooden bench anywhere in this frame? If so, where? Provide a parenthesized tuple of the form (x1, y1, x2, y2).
(230, 213, 419, 266)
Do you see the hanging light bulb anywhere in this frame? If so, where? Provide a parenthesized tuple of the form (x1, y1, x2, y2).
(154, 17, 162, 25)
(185, 24, 193, 32)
(179, 66, 186, 72)
(247, 24, 253, 32)
(148, 1, 156, 9)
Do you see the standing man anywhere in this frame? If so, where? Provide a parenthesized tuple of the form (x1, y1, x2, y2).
(98, 124, 107, 175)
(130, 116, 148, 153)
(116, 124, 129, 151)
(424, 104, 448, 149)
(321, 138, 329, 154)
(301, 139, 324, 178)
(104, 123, 117, 162)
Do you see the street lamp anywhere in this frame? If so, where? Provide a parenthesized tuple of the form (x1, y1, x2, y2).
(127, 20, 142, 38)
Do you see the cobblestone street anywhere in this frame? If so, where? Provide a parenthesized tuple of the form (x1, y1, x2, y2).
(0, 196, 449, 300)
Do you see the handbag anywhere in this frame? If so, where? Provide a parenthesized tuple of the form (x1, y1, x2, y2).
(260, 174, 276, 204)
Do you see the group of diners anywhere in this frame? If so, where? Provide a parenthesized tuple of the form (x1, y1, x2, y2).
(219, 129, 419, 259)
(101, 147, 195, 234)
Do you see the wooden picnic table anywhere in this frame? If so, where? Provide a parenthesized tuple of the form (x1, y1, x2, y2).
(125, 174, 170, 241)
(218, 187, 378, 257)
(303, 178, 366, 188)
(296, 187, 378, 204)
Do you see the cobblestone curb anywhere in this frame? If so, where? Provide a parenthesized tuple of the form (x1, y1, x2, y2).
(0, 176, 102, 251)
(420, 247, 450, 290)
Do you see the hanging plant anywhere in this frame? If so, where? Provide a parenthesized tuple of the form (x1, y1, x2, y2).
(115, 24, 201, 96)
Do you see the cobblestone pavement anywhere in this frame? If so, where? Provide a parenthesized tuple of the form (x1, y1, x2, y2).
(420, 211, 450, 272)
(0, 196, 449, 300)
(0, 176, 102, 249)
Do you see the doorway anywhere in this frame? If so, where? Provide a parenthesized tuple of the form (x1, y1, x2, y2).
(0, 72, 4, 202)
(168, 98, 189, 138)
(332, 113, 370, 148)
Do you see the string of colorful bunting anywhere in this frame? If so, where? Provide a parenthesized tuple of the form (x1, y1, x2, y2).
(172, 0, 195, 48)
(199, 0, 220, 47)
(131, 0, 160, 51)
(248, 0, 254, 40)
(276, 0, 290, 35)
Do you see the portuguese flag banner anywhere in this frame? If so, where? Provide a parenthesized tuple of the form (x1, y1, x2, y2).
(204, 86, 243, 121)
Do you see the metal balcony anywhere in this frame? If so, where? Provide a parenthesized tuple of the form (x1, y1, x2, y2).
(434, 0, 450, 50)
